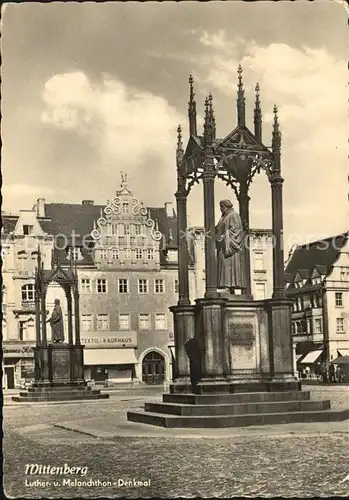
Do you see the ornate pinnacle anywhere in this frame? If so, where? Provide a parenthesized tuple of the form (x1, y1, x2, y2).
(188, 74, 197, 136)
(176, 124, 184, 166)
(272, 104, 281, 152)
(255, 83, 260, 106)
(203, 95, 215, 144)
(237, 65, 245, 127)
(254, 83, 262, 142)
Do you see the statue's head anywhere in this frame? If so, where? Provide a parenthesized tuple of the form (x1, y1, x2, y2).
(54, 298, 60, 305)
(219, 199, 233, 215)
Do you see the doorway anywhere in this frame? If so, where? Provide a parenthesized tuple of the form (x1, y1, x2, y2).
(5, 366, 15, 389)
(142, 351, 165, 384)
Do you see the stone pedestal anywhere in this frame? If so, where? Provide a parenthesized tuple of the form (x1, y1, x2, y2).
(13, 343, 108, 402)
(127, 296, 343, 427)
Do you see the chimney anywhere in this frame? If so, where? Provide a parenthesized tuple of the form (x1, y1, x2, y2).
(36, 198, 45, 217)
(165, 202, 173, 218)
(82, 200, 94, 206)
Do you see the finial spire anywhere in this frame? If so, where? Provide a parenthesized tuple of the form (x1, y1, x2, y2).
(203, 95, 215, 144)
(254, 83, 262, 142)
(121, 171, 128, 189)
(51, 247, 59, 270)
(272, 104, 281, 154)
(237, 65, 246, 127)
(188, 74, 197, 136)
(176, 124, 184, 166)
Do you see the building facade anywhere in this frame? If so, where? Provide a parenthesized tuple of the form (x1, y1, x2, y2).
(190, 227, 274, 299)
(2, 175, 196, 388)
(285, 233, 349, 368)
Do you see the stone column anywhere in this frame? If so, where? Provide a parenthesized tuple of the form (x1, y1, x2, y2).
(270, 173, 285, 299)
(196, 297, 229, 393)
(35, 294, 41, 346)
(41, 294, 47, 345)
(169, 305, 195, 388)
(175, 192, 190, 306)
(74, 291, 81, 345)
(238, 180, 252, 296)
(203, 153, 217, 299)
(65, 290, 73, 345)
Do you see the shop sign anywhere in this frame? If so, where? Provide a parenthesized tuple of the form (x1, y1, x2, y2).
(3, 344, 34, 357)
(81, 331, 137, 348)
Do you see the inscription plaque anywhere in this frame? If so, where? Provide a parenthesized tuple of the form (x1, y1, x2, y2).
(52, 349, 70, 380)
(229, 322, 254, 347)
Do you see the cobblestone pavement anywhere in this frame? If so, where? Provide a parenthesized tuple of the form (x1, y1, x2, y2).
(4, 385, 349, 498)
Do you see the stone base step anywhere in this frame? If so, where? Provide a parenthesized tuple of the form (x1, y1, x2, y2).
(163, 390, 311, 405)
(19, 389, 101, 398)
(144, 399, 330, 416)
(127, 408, 349, 428)
(170, 380, 302, 394)
(12, 392, 109, 402)
(30, 383, 87, 391)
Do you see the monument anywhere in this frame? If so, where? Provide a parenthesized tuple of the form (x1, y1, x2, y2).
(13, 248, 108, 402)
(127, 67, 347, 427)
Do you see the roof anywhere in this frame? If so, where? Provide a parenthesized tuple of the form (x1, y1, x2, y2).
(1, 215, 19, 235)
(285, 233, 348, 282)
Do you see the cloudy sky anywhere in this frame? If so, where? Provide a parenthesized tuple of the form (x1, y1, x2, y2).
(2, 1, 348, 252)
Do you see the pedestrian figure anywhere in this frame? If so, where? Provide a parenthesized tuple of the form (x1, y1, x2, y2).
(328, 363, 335, 383)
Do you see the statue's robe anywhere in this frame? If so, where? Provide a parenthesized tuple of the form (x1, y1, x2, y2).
(215, 209, 247, 290)
(49, 305, 65, 342)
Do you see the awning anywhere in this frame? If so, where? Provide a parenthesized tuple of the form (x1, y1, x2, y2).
(338, 349, 349, 357)
(84, 349, 137, 366)
(299, 350, 323, 365)
(296, 354, 304, 361)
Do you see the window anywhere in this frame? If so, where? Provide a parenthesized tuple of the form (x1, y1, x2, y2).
(81, 278, 91, 293)
(112, 224, 118, 235)
(174, 279, 179, 294)
(118, 237, 125, 246)
(97, 314, 109, 331)
(96, 278, 107, 294)
(124, 224, 130, 235)
(147, 249, 154, 260)
(292, 322, 296, 335)
(138, 279, 148, 294)
(112, 249, 119, 260)
(340, 272, 346, 281)
(81, 314, 93, 331)
(135, 225, 141, 235)
(21, 284, 35, 301)
(155, 279, 164, 294)
(139, 313, 150, 330)
(254, 282, 266, 300)
(155, 313, 166, 330)
(122, 203, 128, 214)
(335, 292, 343, 307)
(118, 279, 128, 294)
(336, 318, 345, 333)
(306, 319, 311, 334)
(130, 237, 136, 247)
(314, 318, 322, 333)
(19, 321, 25, 341)
(124, 249, 131, 260)
(119, 313, 130, 330)
(100, 249, 107, 260)
(136, 249, 143, 260)
(23, 225, 33, 236)
(254, 252, 264, 271)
